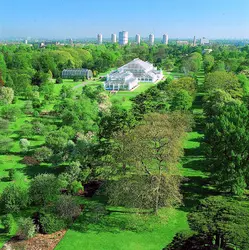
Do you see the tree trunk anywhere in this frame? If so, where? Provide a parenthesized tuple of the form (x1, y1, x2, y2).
(153, 167, 162, 215)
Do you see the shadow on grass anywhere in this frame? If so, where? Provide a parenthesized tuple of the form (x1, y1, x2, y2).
(18, 164, 64, 179)
(181, 175, 218, 211)
(69, 196, 159, 234)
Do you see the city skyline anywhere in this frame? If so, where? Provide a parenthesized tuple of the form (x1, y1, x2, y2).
(1, 0, 249, 39)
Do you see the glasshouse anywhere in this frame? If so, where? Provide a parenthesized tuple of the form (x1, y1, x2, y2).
(104, 71, 138, 91)
(104, 58, 163, 91)
(62, 69, 93, 79)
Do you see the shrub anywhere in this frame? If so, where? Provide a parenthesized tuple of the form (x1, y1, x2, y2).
(0, 185, 29, 213)
(1, 105, 21, 121)
(40, 213, 66, 234)
(8, 169, 16, 181)
(0, 86, 14, 104)
(55, 195, 81, 222)
(55, 77, 63, 84)
(17, 217, 36, 240)
(1, 214, 16, 233)
(71, 180, 83, 195)
(29, 174, 60, 206)
(33, 146, 53, 162)
(19, 138, 30, 152)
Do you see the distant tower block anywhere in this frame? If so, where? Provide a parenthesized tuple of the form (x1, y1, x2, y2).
(162, 34, 169, 45)
(119, 31, 129, 45)
(135, 34, 141, 45)
(111, 34, 117, 43)
(24, 39, 28, 45)
(97, 34, 103, 44)
(149, 34, 154, 46)
(193, 36, 196, 46)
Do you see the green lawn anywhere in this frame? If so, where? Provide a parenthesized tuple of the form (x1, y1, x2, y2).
(110, 82, 155, 109)
(56, 207, 188, 250)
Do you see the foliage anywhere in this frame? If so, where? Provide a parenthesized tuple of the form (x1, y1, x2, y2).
(33, 146, 53, 162)
(188, 196, 249, 250)
(0, 86, 14, 104)
(19, 138, 30, 152)
(1, 105, 21, 121)
(17, 217, 36, 240)
(29, 174, 60, 206)
(204, 100, 249, 194)
(108, 112, 191, 213)
(55, 195, 81, 222)
(40, 213, 66, 234)
(170, 89, 193, 111)
(204, 71, 243, 98)
(0, 185, 29, 213)
(8, 169, 16, 181)
(1, 214, 16, 234)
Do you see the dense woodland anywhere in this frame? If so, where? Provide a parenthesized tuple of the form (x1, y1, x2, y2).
(0, 43, 249, 249)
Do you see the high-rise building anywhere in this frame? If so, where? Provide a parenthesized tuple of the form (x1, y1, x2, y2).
(162, 34, 169, 45)
(69, 38, 73, 46)
(111, 34, 117, 43)
(149, 34, 154, 46)
(135, 34, 141, 45)
(193, 36, 196, 46)
(24, 39, 28, 45)
(119, 31, 129, 45)
(97, 34, 103, 44)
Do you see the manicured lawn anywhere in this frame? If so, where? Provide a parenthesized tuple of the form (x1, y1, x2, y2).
(110, 82, 155, 109)
(56, 207, 188, 250)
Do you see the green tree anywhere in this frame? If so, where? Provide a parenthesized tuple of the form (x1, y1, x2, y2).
(17, 217, 36, 240)
(203, 54, 214, 73)
(204, 71, 243, 98)
(29, 174, 60, 206)
(0, 86, 14, 104)
(204, 101, 249, 194)
(1, 105, 21, 121)
(170, 89, 193, 111)
(0, 185, 29, 213)
(188, 196, 249, 250)
(33, 146, 53, 162)
(108, 112, 191, 214)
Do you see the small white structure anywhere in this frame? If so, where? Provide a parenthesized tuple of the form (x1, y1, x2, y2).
(104, 58, 163, 91)
(111, 34, 117, 43)
(149, 34, 154, 46)
(97, 34, 103, 44)
(177, 40, 189, 45)
(162, 34, 168, 45)
(119, 31, 128, 45)
(136, 34, 141, 45)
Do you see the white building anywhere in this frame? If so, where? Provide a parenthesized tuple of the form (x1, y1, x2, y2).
(200, 37, 210, 45)
(111, 34, 117, 43)
(119, 31, 128, 45)
(177, 40, 189, 45)
(136, 34, 141, 45)
(105, 71, 138, 91)
(149, 34, 154, 46)
(104, 58, 163, 91)
(162, 34, 169, 45)
(97, 34, 103, 44)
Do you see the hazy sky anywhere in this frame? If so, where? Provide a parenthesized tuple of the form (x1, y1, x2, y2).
(1, 0, 249, 39)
